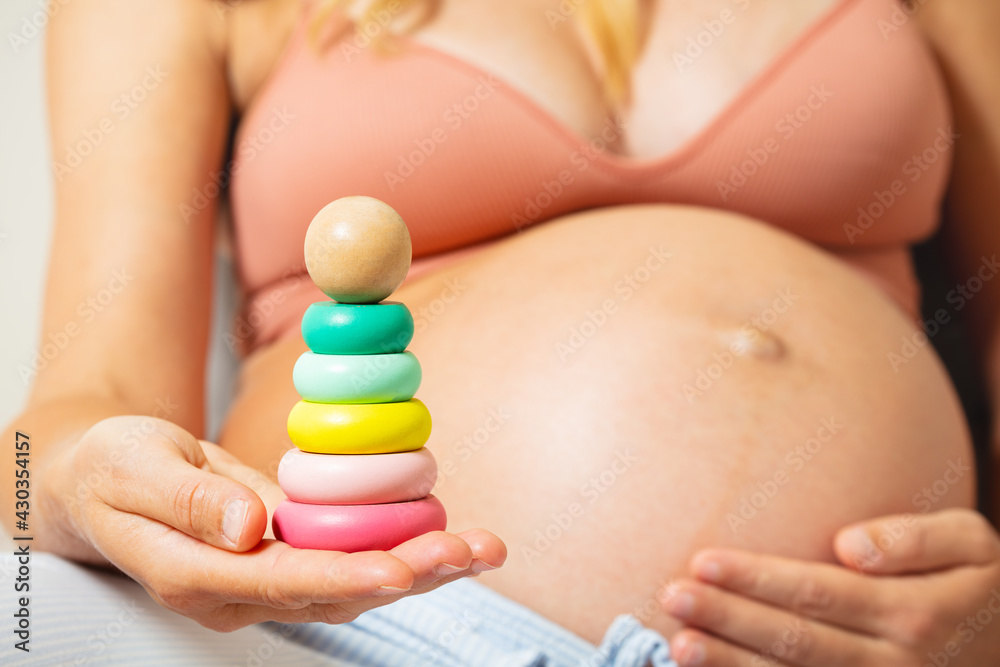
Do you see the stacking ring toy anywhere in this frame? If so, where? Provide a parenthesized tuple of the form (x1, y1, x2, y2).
(277, 447, 437, 504)
(293, 351, 421, 404)
(272, 495, 447, 552)
(302, 302, 414, 355)
(287, 399, 432, 454)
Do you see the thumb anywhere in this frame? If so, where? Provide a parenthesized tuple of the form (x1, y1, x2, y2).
(105, 421, 268, 551)
(834, 509, 1000, 575)
(198, 440, 287, 539)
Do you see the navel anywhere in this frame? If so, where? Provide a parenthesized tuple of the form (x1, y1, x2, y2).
(721, 326, 787, 362)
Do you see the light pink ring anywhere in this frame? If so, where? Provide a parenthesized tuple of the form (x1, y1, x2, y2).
(277, 447, 438, 505)
(272, 495, 447, 552)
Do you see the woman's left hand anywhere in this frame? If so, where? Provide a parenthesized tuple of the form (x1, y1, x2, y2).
(661, 509, 1000, 666)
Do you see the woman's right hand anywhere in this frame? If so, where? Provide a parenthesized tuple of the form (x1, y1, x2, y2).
(42, 415, 506, 631)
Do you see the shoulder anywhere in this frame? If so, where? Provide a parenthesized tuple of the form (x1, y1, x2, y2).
(48, 0, 305, 113)
(48, 0, 230, 63)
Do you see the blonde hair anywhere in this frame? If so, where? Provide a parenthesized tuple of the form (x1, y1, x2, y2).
(310, 0, 640, 106)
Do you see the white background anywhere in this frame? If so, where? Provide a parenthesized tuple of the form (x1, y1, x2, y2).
(0, 0, 239, 442)
(0, 0, 56, 430)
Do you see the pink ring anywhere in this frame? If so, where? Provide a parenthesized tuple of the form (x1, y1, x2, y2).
(272, 495, 447, 552)
(277, 448, 437, 505)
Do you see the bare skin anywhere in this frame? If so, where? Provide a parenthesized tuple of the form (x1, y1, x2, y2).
(223, 206, 974, 642)
(4, 0, 1000, 664)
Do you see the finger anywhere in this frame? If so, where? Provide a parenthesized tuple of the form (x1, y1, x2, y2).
(455, 527, 507, 572)
(686, 549, 899, 637)
(98, 426, 268, 551)
(199, 440, 280, 495)
(199, 441, 287, 536)
(389, 530, 475, 585)
(220, 554, 505, 631)
(107, 511, 499, 608)
(97, 514, 418, 611)
(671, 628, 785, 667)
(661, 580, 892, 667)
(834, 509, 1000, 575)
(114, 540, 414, 631)
(389, 528, 507, 588)
(218, 543, 418, 607)
(217, 561, 492, 630)
(187, 530, 500, 619)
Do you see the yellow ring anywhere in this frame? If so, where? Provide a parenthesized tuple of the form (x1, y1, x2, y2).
(287, 399, 432, 454)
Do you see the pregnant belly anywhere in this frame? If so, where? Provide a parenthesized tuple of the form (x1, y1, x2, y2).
(219, 204, 975, 644)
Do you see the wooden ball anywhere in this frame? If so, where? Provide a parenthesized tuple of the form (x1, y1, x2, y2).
(304, 197, 412, 304)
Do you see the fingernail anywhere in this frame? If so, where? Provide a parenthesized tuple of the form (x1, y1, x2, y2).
(842, 527, 879, 562)
(471, 559, 498, 574)
(694, 559, 721, 583)
(376, 585, 410, 596)
(678, 639, 706, 666)
(664, 591, 695, 619)
(434, 563, 465, 576)
(222, 499, 248, 547)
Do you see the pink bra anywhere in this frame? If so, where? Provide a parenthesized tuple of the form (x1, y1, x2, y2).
(230, 0, 952, 354)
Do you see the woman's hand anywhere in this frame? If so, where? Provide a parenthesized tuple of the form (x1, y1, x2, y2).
(43, 415, 506, 632)
(661, 509, 1000, 666)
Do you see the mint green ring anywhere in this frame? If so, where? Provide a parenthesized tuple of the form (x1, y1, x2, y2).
(301, 301, 414, 355)
(293, 351, 422, 404)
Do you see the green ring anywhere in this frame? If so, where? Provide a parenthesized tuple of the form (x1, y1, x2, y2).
(293, 351, 422, 404)
(301, 301, 414, 355)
